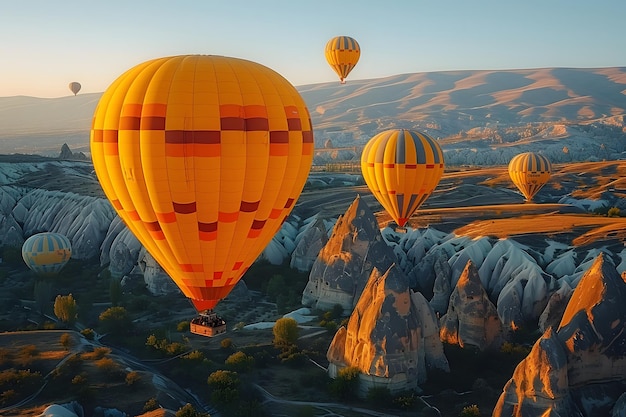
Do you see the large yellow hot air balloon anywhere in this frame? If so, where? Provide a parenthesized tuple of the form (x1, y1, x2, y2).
(90, 55, 313, 313)
(68, 82, 81, 96)
(325, 36, 360, 84)
(508, 152, 552, 201)
(22, 232, 72, 276)
(361, 129, 445, 227)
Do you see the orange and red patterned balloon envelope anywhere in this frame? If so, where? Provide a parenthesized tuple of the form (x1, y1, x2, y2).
(508, 152, 552, 201)
(361, 129, 445, 227)
(90, 55, 314, 311)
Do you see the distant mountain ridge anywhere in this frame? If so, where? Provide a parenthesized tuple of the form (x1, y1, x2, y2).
(301, 67, 626, 136)
(1, 67, 625, 157)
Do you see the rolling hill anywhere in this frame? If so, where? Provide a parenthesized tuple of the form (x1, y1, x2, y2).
(1, 67, 625, 160)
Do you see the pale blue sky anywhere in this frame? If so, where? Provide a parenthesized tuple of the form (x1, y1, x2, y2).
(2, 0, 625, 97)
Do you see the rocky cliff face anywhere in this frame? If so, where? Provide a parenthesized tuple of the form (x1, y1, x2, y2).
(439, 260, 504, 350)
(327, 263, 449, 396)
(290, 215, 332, 272)
(493, 254, 626, 417)
(301, 195, 398, 311)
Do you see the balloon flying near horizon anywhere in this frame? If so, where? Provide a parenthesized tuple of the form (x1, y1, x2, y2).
(361, 129, 445, 227)
(22, 232, 72, 276)
(90, 54, 314, 312)
(508, 152, 552, 201)
(325, 36, 360, 84)
(68, 82, 81, 96)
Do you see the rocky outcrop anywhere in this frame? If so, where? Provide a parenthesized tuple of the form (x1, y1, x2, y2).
(19, 189, 116, 260)
(493, 254, 626, 416)
(439, 260, 503, 350)
(137, 249, 180, 296)
(493, 327, 575, 416)
(290, 216, 332, 272)
(301, 195, 398, 311)
(58, 143, 88, 161)
(478, 239, 553, 329)
(428, 253, 453, 315)
(327, 264, 449, 397)
(538, 280, 574, 333)
(100, 217, 142, 278)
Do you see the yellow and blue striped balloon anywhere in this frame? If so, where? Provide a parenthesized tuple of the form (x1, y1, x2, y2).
(508, 152, 552, 201)
(361, 129, 445, 227)
(325, 36, 360, 83)
(22, 232, 72, 276)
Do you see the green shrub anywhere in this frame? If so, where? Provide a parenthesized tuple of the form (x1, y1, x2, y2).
(608, 207, 621, 217)
(85, 347, 111, 360)
(273, 317, 299, 347)
(0, 389, 16, 406)
(165, 342, 187, 356)
(143, 397, 159, 412)
(281, 351, 308, 368)
(126, 371, 141, 386)
(392, 391, 418, 410)
(175, 403, 210, 417)
(95, 357, 117, 375)
(460, 404, 481, 417)
(177, 321, 190, 332)
(225, 351, 254, 372)
(182, 350, 205, 362)
(80, 328, 95, 340)
(328, 366, 360, 400)
(207, 370, 240, 406)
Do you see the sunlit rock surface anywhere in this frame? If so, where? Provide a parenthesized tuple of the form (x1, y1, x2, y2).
(439, 260, 503, 350)
(301, 195, 397, 311)
(327, 264, 449, 396)
(493, 254, 626, 417)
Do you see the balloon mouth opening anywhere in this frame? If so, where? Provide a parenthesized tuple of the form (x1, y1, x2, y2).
(192, 299, 219, 312)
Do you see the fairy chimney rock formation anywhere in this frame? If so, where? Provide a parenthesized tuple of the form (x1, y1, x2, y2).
(439, 260, 503, 350)
(301, 195, 397, 311)
(327, 264, 449, 397)
(290, 216, 330, 272)
(493, 254, 626, 416)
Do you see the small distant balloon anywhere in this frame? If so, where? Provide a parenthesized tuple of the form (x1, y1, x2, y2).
(325, 36, 360, 84)
(68, 82, 81, 96)
(508, 152, 552, 201)
(22, 232, 72, 276)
